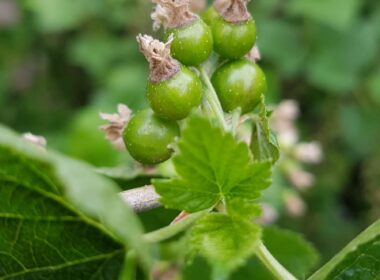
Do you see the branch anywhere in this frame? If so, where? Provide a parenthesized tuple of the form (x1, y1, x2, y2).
(143, 210, 208, 243)
(255, 241, 298, 280)
(119, 185, 161, 212)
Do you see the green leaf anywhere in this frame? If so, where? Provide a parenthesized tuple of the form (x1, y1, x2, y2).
(262, 227, 319, 278)
(26, 0, 107, 33)
(189, 213, 261, 276)
(0, 125, 150, 278)
(153, 115, 272, 213)
(250, 97, 280, 163)
(309, 218, 380, 280)
(287, 0, 361, 30)
(232, 226, 319, 279)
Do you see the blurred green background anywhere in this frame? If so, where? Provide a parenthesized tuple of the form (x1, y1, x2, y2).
(0, 0, 379, 270)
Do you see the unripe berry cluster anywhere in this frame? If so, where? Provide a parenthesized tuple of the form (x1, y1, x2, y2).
(119, 0, 267, 165)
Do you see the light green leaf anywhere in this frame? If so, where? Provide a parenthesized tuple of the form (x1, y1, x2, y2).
(309, 218, 380, 280)
(250, 97, 280, 163)
(261, 226, 319, 278)
(189, 213, 261, 276)
(287, 0, 362, 30)
(27, 0, 104, 32)
(0, 125, 150, 278)
(153, 115, 272, 213)
(232, 226, 319, 279)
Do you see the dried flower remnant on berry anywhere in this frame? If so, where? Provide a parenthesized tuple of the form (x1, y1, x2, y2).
(99, 104, 131, 150)
(246, 45, 261, 63)
(137, 34, 180, 83)
(151, 0, 197, 30)
(190, 0, 206, 13)
(214, 0, 251, 23)
(151, 4, 169, 31)
(22, 132, 47, 150)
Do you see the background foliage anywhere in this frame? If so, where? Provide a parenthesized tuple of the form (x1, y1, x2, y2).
(0, 0, 379, 273)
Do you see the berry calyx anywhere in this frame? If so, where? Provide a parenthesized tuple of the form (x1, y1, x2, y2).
(214, 0, 251, 23)
(136, 34, 180, 83)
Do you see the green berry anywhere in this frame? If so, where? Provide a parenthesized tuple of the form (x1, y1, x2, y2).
(211, 17, 256, 59)
(165, 18, 213, 66)
(211, 59, 266, 113)
(147, 66, 203, 121)
(123, 109, 179, 165)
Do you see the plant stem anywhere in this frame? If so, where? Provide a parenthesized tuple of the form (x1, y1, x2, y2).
(198, 66, 228, 130)
(230, 108, 241, 135)
(255, 241, 298, 280)
(143, 210, 208, 243)
(119, 185, 161, 212)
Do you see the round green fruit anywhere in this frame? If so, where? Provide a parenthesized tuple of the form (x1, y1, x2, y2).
(123, 109, 180, 165)
(147, 66, 203, 121)
(211, 17, 256, 59)
(211, 59, 266, 113)
(165, 19, 213, 66)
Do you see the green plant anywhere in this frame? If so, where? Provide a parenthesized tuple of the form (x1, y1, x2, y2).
(1, 0, 380, 280)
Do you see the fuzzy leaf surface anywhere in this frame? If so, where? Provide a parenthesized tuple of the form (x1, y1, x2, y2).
(189, 213, 261, 276)
(153, 116, 272, 213)
(0, 125, 150, 279)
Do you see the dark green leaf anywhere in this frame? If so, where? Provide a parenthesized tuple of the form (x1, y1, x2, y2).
(309, 218, 380, 280)
(287, 0, 361, 30)
(153, 115, 272, 213)
(0, 125, 150, 279)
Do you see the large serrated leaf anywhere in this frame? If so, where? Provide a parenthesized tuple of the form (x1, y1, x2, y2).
(0, 125, 150, 279)
(153, 115, 272, 213)
(189, 213, 261, 277)
(309, 218, 380, 280)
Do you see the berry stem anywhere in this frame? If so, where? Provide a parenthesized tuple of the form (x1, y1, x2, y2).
(143, 210, 208, 243)
(198, 66, 228, 130)
(230, 108, 241, 134)
(255, 241, 298, 280)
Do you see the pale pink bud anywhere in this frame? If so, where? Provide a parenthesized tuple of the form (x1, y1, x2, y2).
(245, 45, 261, 63)
(257, 203, 278, 224)
(294, 141, 323, 164)
(287, 169, 315, 190)
(272, 100, 299, 122)
(0, 0, 20, 27)
(99, 104, 132, 150)
(22, 133, 47, 150)
(277, 128, 299, 147)
(284, 192, 306, 217)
